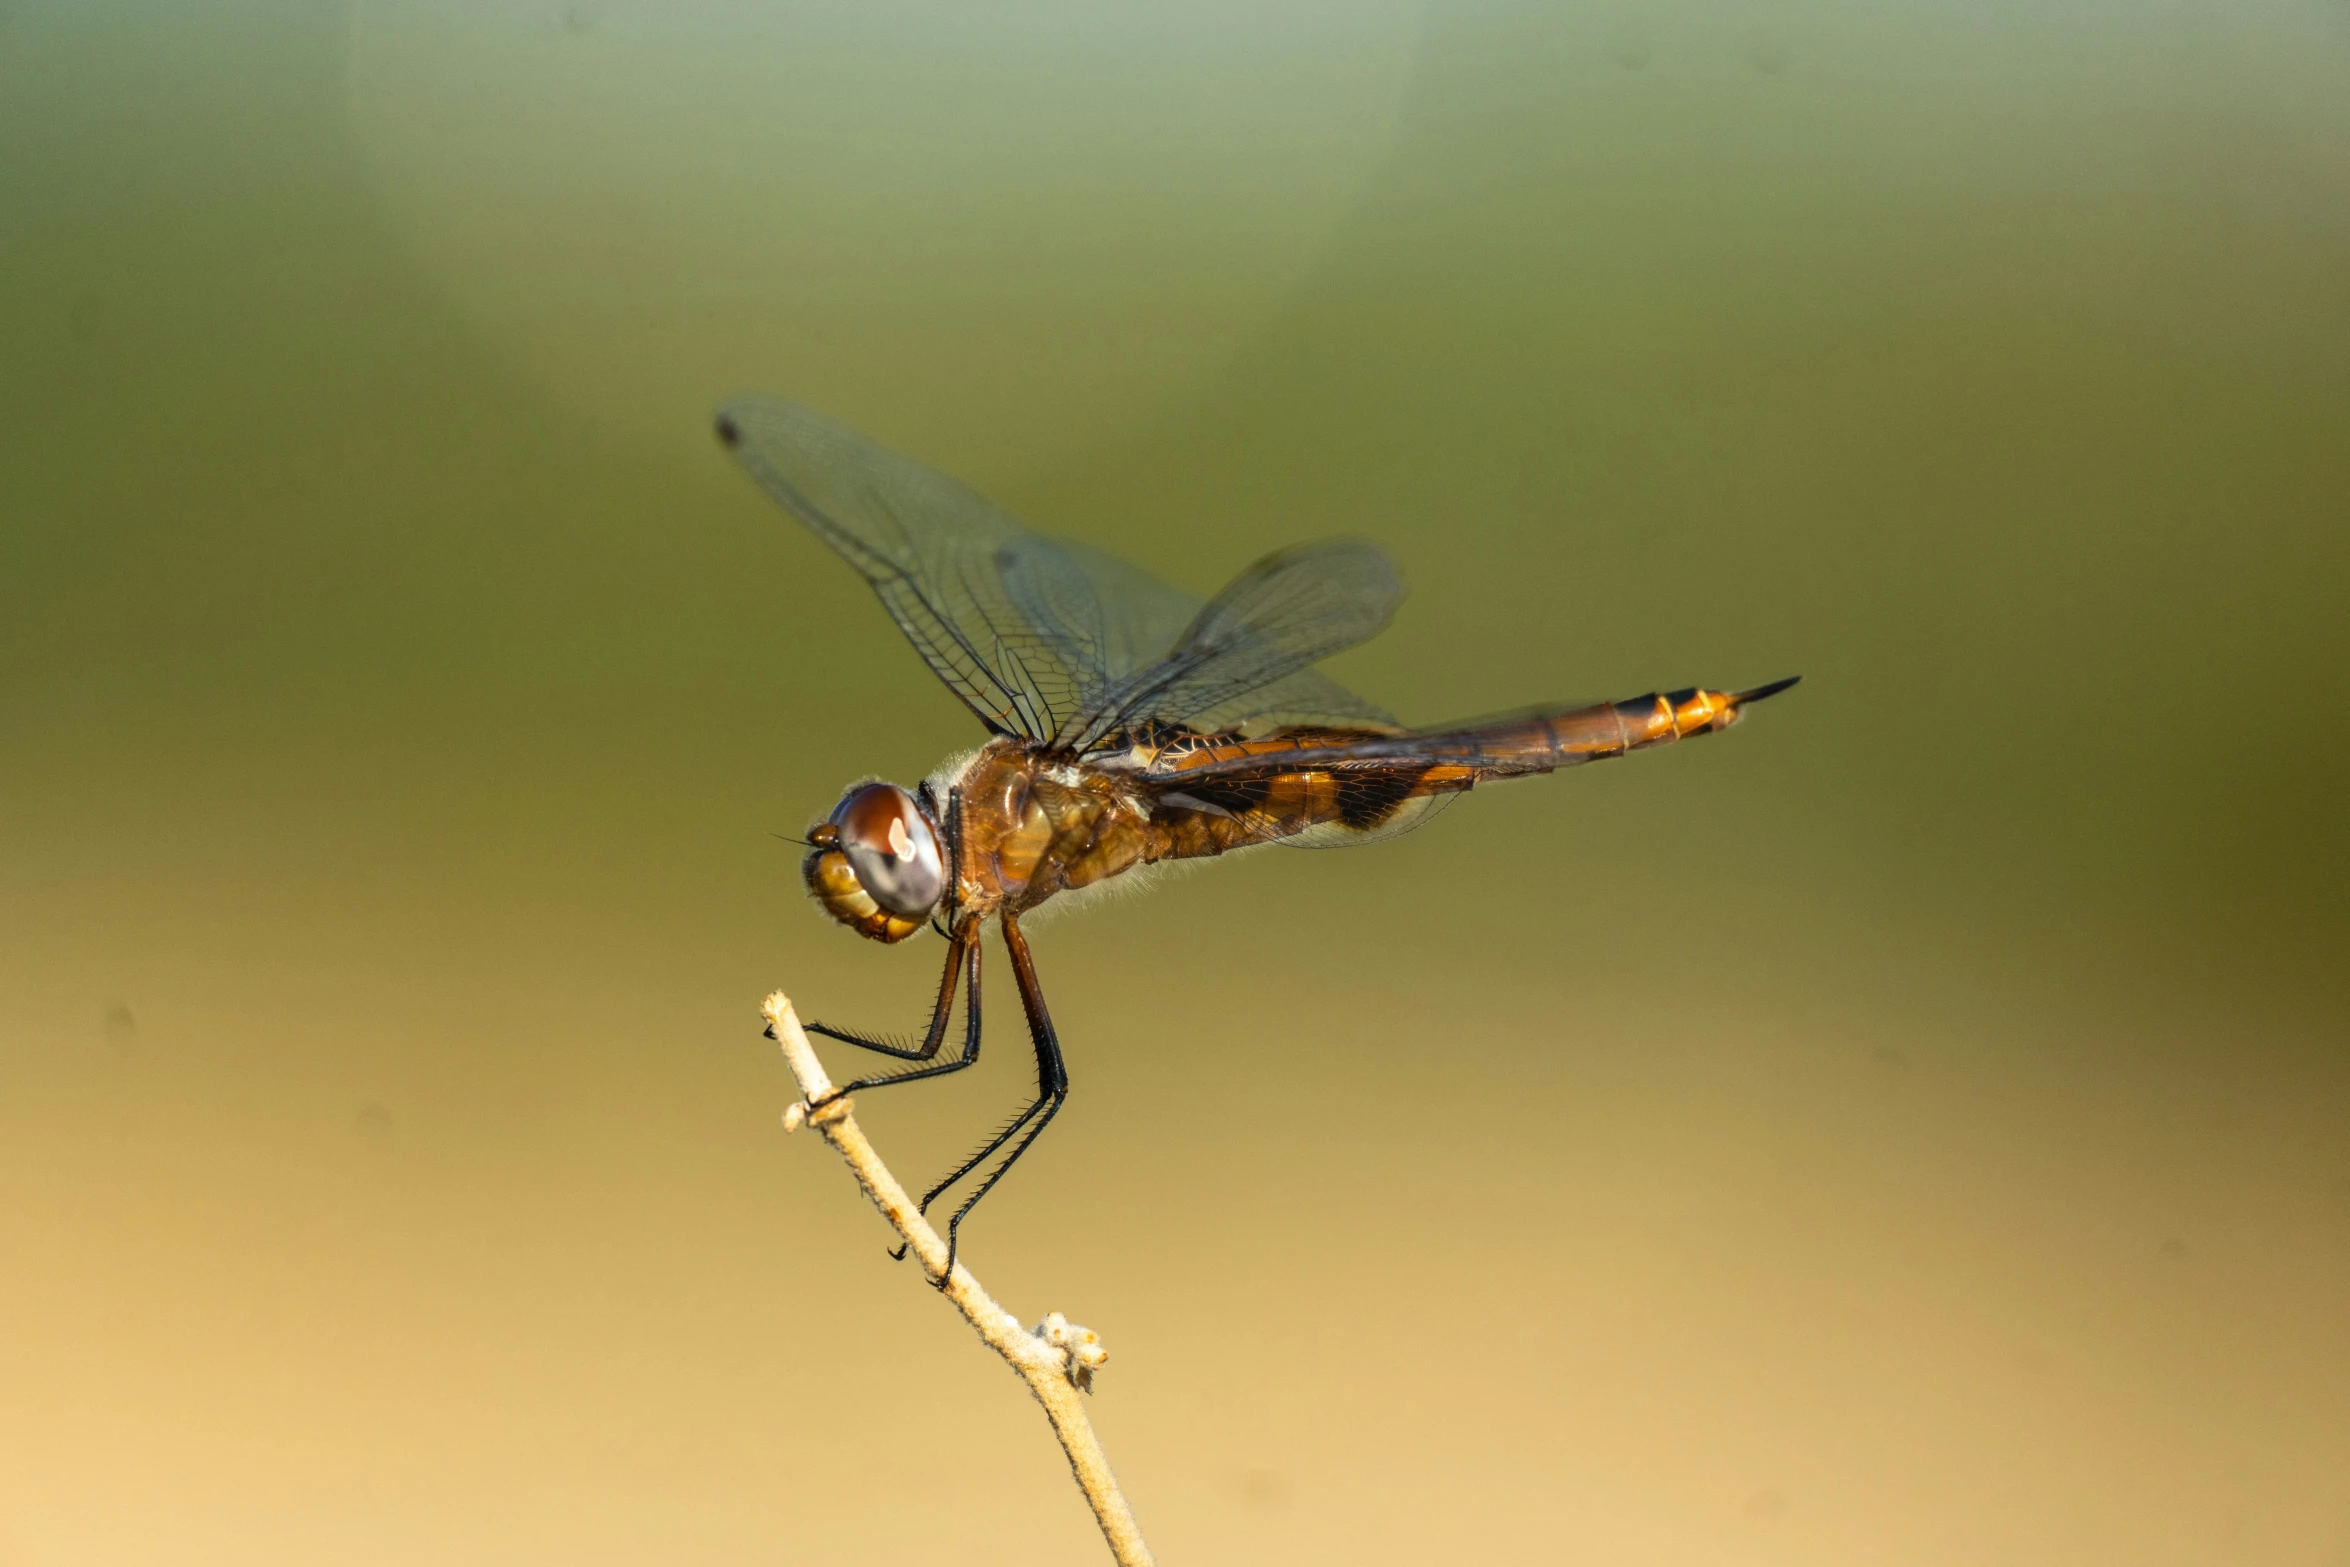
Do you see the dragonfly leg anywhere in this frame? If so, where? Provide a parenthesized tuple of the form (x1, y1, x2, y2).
(807, 920, 981, 1102)
(913, 913, 1067, 1283)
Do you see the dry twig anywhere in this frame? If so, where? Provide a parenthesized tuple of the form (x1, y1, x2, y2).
(763, 991, 1153, 1566)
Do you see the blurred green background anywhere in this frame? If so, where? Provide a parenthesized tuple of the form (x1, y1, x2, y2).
(4, 1, 2347, 1562)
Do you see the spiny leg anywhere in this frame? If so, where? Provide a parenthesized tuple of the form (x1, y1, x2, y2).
(918, 913, 1068, 1282)
(806, 919, 963, 1062)
(903, 920, 1053, 1231)
(809, 920, 981, 1103)
(913, 1089, 1051, 1277)
(874, 936, 985, 1262)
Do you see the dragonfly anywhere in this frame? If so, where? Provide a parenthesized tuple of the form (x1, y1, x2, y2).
(716, 397, 1796, 1276)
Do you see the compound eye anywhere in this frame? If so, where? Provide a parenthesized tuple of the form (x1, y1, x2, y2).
(831, 782, 944, 921)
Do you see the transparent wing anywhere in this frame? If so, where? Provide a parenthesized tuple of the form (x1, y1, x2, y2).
(718, 396, 1399, 745)
(1060, 539, 1404, 750)
(719, 396, 1198, 739)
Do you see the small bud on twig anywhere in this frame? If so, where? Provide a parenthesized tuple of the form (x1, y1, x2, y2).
(1034, 1311, 1111, 1392)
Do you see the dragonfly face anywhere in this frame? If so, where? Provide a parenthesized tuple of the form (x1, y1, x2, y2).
(804, 781, 946, 943)
(717, 396, 1796, 1277)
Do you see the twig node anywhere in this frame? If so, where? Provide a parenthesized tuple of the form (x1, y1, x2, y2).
(1035, 1310, 1110, 1391)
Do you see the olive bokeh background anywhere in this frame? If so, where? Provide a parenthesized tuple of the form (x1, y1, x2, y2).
(4, 3, 2347, 1563)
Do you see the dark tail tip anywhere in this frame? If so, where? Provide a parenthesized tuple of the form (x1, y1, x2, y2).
(1729, 675, 1802, 707)
(714, 411, 743, 449)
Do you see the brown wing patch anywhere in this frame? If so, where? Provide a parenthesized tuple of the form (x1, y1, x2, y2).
(1333, 765, 1432, 830)
(1139, 759, 1472, 861)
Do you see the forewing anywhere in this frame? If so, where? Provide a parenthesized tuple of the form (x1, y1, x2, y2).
(1063, 540, 1404, 749)
(718, 397, 1193, 739)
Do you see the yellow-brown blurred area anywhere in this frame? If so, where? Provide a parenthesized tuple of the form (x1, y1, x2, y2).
(4, 2, 2346, 1562)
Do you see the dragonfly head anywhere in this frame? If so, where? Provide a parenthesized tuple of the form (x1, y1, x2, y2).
(804, 781, 945, 943)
